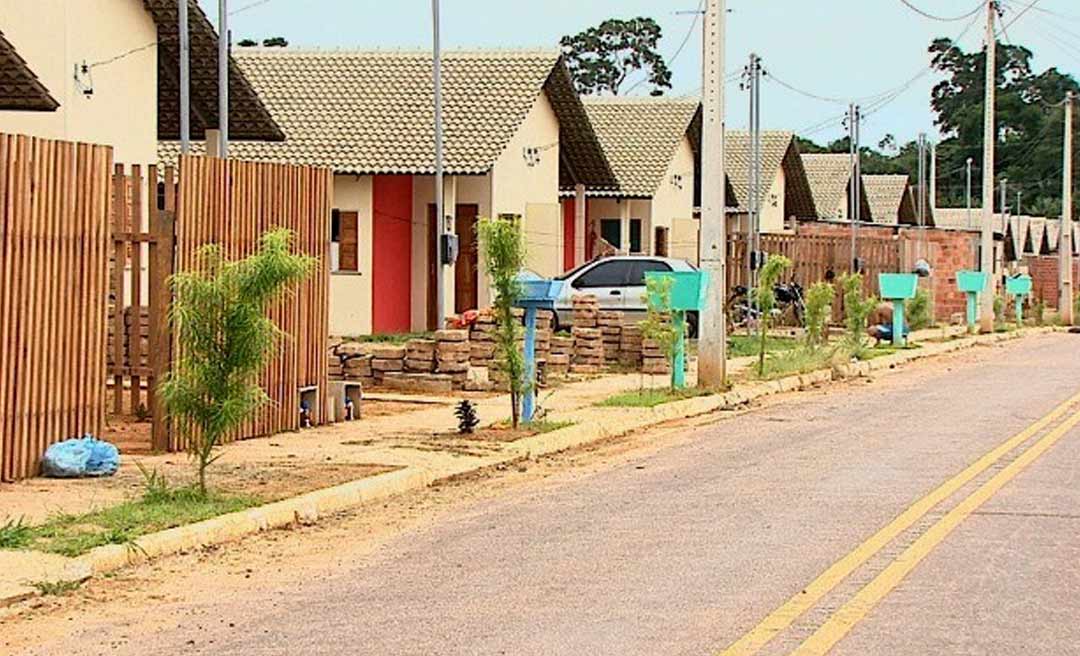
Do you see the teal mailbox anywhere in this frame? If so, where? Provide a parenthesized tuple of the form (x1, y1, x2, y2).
(1005, 274, 1033, 326)
(644, 270, 711, 388)
(878, 273, 919, 346)
(514, 276, 565, 422)
(956, 270, 988, 330)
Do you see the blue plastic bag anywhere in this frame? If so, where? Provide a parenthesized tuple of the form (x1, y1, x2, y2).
(41, 436, 120, 478)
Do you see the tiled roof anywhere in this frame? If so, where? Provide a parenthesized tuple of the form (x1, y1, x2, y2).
(933, 208, 982, 231)
(0, 30, 58, 112)
(1010, 215, 1032, 255)
(160, 49, 614, 186)
(1044, 218, 1061, 252)
(725, 130, 815, 218)
(144, 0, 283, 142)
(799, 153, 873, 222)
(862, 174, 915, 225)
(1028, 216, 1048, 254)
(581, 97, 699, 197)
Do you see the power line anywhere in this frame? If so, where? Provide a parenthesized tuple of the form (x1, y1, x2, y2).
(230, 0, 274, 16)
(624, 0, 704, 96)
(896, 0, 985, 22)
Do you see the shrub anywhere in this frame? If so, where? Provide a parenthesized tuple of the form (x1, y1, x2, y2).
(1033, 298, 1046, 326)
(478, 216, 527, 428)
(907, 288, 933, 330)
(755, 255, 793, 375)
(994, 294, 1006, 323)
(803, 281, 836, 348)
(839, 273, 877, 357)
(639, 275, 683, 389)
(161, 228, 314, 496)
(454, 399, 479, 434)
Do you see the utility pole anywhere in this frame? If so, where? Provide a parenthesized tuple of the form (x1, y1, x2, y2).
(847, 103, 861, 271)
(930, 141, 937, 210)
(1061, 91, 1075, 324)
(972, 157, 980, 230)
(979, 0, 997, 332)
(1016, 191, 1023, 216)
(744, 53, 762, 291)
(179, 0, 191, 154)
(1000, 178, 1009, 264)
(698, 0, 727, 388)
(918, 133, 927, 228)
(218, 0, 229, 158)
(432, 0, 446, 331)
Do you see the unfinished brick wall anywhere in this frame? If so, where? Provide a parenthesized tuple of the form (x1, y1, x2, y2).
(1023, 255, 1080, 308)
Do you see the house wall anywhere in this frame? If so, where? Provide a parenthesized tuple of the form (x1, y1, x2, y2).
(0, 0, 158, 165)
(761, 165, 789, 233)
(586, 197, 651, 255)
(650, 135, 696, 254)
(329, 174, 373, 336)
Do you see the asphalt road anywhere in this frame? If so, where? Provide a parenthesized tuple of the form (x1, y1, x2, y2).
(13, 334, 1080, 655)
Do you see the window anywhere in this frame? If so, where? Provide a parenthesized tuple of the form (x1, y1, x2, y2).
(629, 219, 642, 254)
(573, 260, 631, 288)
(331, 209, 359, 273)
(628, 259, 672, 286)
(654, 227, 669, 257)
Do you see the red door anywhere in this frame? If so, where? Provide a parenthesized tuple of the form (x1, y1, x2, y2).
(562, 198, 576, 271)
(372, 175, 413, 334)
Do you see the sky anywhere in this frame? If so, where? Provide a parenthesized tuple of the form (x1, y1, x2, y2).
(200, 0, 1080, 149)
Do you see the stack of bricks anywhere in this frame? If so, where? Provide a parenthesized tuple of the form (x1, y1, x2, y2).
(468, 310, 497, 368)
(597, 311, 623, 365)
(641, 338, 670, 375)
(547, 334, 573, 377)
(619, 323, 643, 367)
(328, 338, 345, 378)
(404, 339, 437, 373)
(570, 294, 603, 374)
(334, 342, 375, 387)
(370, 344, 405, 384)
(435, 329, 471, 389)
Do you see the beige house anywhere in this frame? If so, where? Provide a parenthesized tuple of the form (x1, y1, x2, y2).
(0, 0, 280, 165)
(801, 153, 872, 223)
(573, 97, 700, 264)
(724, 130, 816, 234)
(862, 174, 917, 225)
(162, 49, 613, 336)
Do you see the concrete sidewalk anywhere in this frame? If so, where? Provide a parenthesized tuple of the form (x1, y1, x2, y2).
(0, 325, 1046, 608)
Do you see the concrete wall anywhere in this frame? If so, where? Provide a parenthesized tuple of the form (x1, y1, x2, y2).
(650, 135, 696, 254)
(0, 0, 158, 165)
(330, 174, 373, 336)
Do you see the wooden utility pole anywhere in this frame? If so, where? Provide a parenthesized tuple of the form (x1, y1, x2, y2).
(698, 0, 727, 387)
(979, 0, 997, 332)
(1061, 91, 1075, 324)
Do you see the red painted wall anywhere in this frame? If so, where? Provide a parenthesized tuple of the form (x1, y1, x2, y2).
(372, 175, 413, 333)
(562, 198, 576, 272)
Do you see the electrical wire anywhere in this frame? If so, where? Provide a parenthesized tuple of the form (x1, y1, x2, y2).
(624, 0, 704, 96)
(897, 0, 985, 22)
(230, 0, 275, 16)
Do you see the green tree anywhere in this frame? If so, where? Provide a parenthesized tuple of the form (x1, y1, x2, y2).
(804, 281, 836, 348)
(560, 18, 672, 96)
(839, 273, 877, 357)
(478, 216, 527, 428)
(161, 229, 314, 495)
(756, 255, 793, 375)
(237, 37, 289, 48)
(639, 275, 682, 389)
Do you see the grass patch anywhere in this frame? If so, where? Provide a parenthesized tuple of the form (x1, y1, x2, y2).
(22, 485, 260, 557)
(344, 332, 433, 345)
(752, 345, 844, 380)
(30, 579, 84, 596)
(0, 517, 33, 549)
(597, 387, 714, 408)
(856, 342, 921, 361)
(492, 419, 576, 434)
(728, 334, 798, 358)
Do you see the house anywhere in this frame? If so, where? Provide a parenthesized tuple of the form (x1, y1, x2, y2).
(862, 174, 917, 225)
(162, 49, 614, 336)
(569, 97, 700, 264)
(724, 130, 816, 233)
(0, 0, 281, 164)
(800, 153, 871, 223)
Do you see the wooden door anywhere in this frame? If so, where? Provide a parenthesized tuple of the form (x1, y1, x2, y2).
(455, 204, 479, 313)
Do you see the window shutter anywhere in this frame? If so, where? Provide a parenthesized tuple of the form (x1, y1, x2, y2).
(339, 211, 359, 272)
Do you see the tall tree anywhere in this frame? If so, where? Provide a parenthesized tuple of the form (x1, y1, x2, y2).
(560, 18, 672, 96)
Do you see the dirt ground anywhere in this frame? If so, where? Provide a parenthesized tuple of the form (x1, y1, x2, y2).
(0, 342, 1001, 654)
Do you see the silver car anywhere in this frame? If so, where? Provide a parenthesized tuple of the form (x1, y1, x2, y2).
(551, 256, 700, 337)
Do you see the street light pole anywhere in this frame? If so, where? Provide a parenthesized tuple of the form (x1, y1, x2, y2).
(432, 0, 445, 330)
(966, 157, 974, 229)
(979, 0, 997, 332)
(697, 0, 727, 388)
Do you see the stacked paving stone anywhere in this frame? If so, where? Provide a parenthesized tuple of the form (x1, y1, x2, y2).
(404, 339, 437, 373)
(641, 338, 670, 375)
(618, 323, 644, 367)
(570, 294, 603, 374)
(468, 310, 497, 367)
(369, 344, 405, 384)
(334, 342, 375, 387)
(547, 334, 573, 377)
(597, 311, 623, 364)
(435, 329, 471, 389)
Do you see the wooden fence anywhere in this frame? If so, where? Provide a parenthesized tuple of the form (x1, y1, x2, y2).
(107, 164, 174, 452)
(172, 154, 331, 451)
(0, 134, 113, 482)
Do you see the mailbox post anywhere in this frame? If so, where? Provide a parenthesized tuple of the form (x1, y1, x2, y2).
(956, 270, 989, 332)
(878, 273, 919, 347)
(644, 271, 711, 389)
(1005, 274, 1033, 327)
(514, 277, 564, 422)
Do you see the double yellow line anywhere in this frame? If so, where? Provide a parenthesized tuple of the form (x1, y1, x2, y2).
(718, 390, 1080, 656)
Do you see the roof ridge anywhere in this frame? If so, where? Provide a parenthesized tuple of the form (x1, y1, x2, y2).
(581, 95, 700, 105)
(233, 47, 561, 58)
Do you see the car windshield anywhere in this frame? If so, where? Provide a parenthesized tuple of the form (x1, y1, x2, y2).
(555, 261, 594, 280)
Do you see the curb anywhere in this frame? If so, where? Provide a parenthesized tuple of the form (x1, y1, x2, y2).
(2, 326, 1059, 605)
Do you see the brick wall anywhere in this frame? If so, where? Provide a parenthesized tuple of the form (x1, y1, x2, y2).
(1023, 255, 1080, 309)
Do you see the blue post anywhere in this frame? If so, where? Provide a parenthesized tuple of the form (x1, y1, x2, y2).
(966, 292, 978, 331)
(672, 310, 686, 389)
(522, 305, 537, 422)
(1014, 295, 1023, 327)
(891, 300, 906, 347)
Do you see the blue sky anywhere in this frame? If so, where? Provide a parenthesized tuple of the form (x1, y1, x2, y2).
(201, 0, 1080, 148)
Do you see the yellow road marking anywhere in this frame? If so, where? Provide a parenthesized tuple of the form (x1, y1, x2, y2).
(790, 407, 1080, 655)
(716, 390, 1080, 656)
